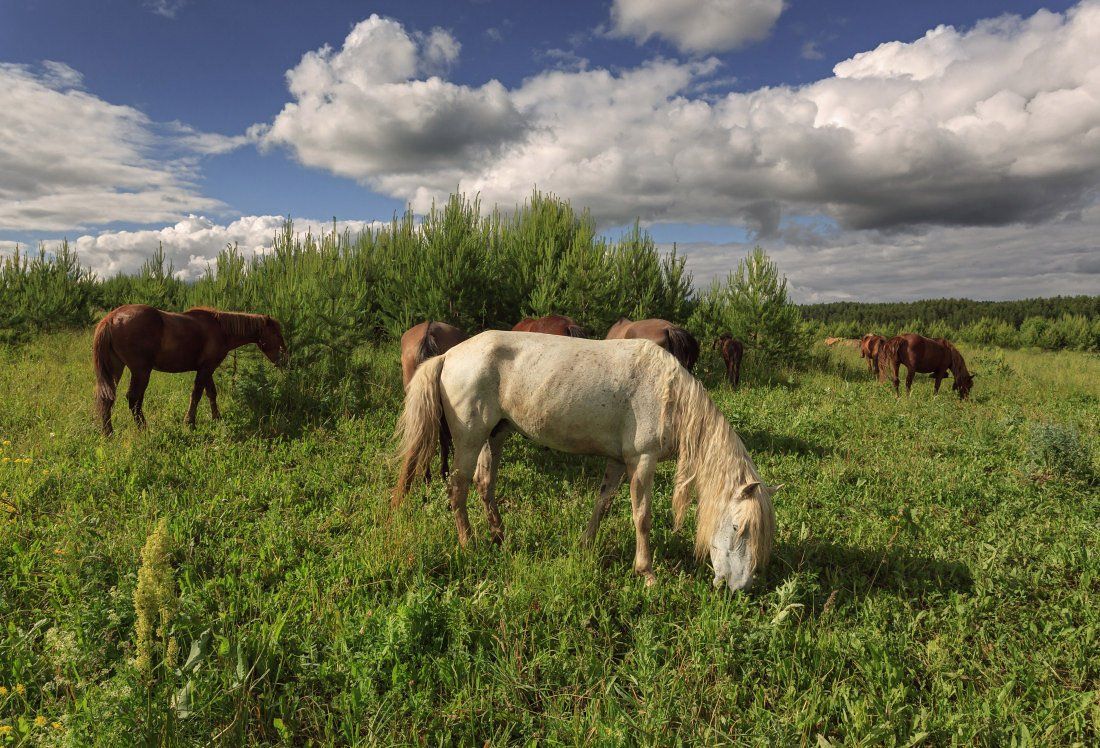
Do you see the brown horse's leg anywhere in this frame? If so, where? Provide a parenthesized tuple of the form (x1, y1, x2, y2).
(475, 436, 507, 545)
(204, 376, 221, 420)
(628, 455, 658, 586)
(891, 362, 901, 395)
(126, 369, 151, 429)
(905, 368, 915, 395)
(933, 372, 944, 395)
(733, 359, 741, 389)
(185, 372, 206, 427)
(584, 460, 627, 546)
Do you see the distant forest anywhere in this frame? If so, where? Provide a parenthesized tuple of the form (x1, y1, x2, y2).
(800, 296, 1099, 329)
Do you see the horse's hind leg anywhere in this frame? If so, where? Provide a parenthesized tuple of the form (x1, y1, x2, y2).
(905, 368, 915, 396)
(126, 368, 151, 429)
(628, 455, 658, 586)
(475, 436, 507, 545)
(448, 440, 484, 548)
(891, 362, 901, 396)
(583, 460, 626, 546)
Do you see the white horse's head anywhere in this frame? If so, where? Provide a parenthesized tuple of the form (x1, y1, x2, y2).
(709, 482, 778, 593)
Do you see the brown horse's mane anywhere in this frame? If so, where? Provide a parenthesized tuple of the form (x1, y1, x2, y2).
(942, 339, 970, 378)
(185, 307, 268, 339)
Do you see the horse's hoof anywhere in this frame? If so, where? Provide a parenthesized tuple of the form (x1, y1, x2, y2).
(643, 573, 658, 587)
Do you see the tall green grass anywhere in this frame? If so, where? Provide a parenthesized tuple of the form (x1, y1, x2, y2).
(0, 335, 1095, 745)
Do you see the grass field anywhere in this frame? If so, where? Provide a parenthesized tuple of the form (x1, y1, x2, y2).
(1, 332, 1097, 746)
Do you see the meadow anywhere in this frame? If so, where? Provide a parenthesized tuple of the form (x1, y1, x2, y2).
(0, 329, 1096, 746)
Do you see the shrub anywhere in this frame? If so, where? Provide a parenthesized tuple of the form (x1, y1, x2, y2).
(1027, 423, 1094, 482)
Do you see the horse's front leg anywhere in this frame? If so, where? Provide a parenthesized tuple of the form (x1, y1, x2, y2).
(204, 373, 221, 419)
(185, 371, 207, 427)
(933, 372, 944, 394)
(584, 460, 626, 546)
(628, 455, 658, 586)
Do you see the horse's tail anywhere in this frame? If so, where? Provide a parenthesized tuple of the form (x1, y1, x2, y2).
(565, 324, 587, 338)
(92, 317, 116, 404)
(416, 321, 440, 366)
(393, 354, 446, 507)
(664, 327, 701, 372)
(877, 337, 904, 381)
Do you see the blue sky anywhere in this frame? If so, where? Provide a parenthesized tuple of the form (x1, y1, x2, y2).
(1, 0, 1097, 300)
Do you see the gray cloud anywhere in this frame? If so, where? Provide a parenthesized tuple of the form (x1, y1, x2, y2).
(609, 0, 786, 54)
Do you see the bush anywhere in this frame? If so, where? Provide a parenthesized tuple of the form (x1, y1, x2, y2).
(0, 241, 97, 343)
(690, 247, 806, 368)
(1026, 423, 1094, 482)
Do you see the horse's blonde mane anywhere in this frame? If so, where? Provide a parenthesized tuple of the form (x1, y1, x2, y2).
(187, 307, 268, 339)
(645, 344, 775, 572)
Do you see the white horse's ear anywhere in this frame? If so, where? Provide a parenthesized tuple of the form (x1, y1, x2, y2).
(740, 480, 762, 497)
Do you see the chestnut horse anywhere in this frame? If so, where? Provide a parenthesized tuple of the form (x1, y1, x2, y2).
(400, 321, 469, 389)
(512, 315, 587, 337)
(399, 320, 469, 482)
(878, 333, 974, 399)
(860, 333, 886, 374)
(93, 304, 286, 435)
(713, 334, 744, 387)
(605, 318, 700, 372)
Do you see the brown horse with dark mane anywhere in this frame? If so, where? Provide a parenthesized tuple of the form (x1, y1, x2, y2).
(606, 318, 700, 372)
(400, 321, 469, 389)
(860, 333, 886, 374)
(512, 315, 587, 337)
(878, 333, 974, 399)
(93, 304, 287, 435)
(713, 333, 744, 387)
(399, 320, 469, 482)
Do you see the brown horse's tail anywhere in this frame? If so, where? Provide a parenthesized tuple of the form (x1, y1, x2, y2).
(393, 354, 446, 507)
(416, 321, 441, 367)
(92, 317, 119, 434)
(664, 327, 701, 373)
(565, 324, 587, 338)
(92, 317, 117, 402)
(877, 337, 904, 382)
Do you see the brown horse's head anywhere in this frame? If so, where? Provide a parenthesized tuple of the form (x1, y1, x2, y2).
(258, 316, 288, 366)
(952, 372, 974, 399)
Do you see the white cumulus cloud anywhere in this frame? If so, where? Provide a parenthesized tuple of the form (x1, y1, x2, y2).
(0, 61, 242, 232)
(255, 3, 1100, 236)
(609, 0, 786, 54)
(3, 215, 383, 281)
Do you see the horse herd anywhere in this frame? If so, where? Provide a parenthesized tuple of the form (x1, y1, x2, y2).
(88, 303, 973, 593)
(859, 332, 974, 399)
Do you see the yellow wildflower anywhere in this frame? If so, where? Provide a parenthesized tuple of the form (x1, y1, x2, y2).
(14, 684, 25, 695)
(35, 715, 47, 727)
(0, 685, 7, 695)
(1, 457, 9, 463)
(1, 439, 10, 445)
(52, 722, 63, 730)
(0, 724, 12, 736)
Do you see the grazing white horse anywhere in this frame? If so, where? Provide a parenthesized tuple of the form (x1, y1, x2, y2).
(393, 331, 777, 591)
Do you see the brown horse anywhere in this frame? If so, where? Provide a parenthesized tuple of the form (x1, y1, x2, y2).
(93, 304, 287, 435)
(512, 315, 587, 337)
(605, 318, 700, 372)
(878, 333, 974, 399)
(713, 333, 744, 387)
(860, 333, 886, 374)
(399, 320, 469, 482)
(400, 321, 469, 389)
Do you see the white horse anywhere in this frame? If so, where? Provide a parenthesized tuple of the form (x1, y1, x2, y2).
(393, 331, 777, 592)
